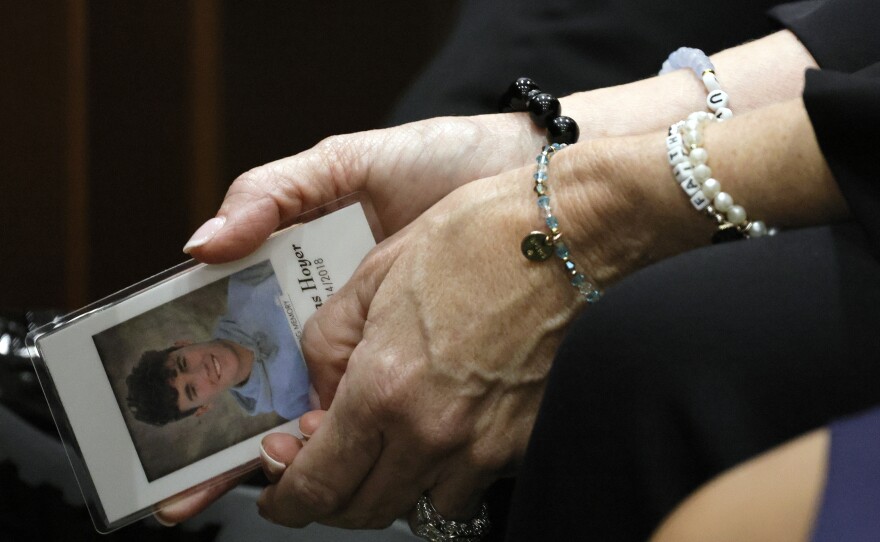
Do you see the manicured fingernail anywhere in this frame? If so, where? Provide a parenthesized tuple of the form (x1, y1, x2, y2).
(183, 216, 226, 253)
(260, 443, 287, 476)
(154, 514, 177, 528)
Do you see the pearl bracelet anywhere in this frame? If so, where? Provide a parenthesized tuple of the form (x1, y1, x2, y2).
(667, 113, 770, 242)
(520, 144, 601, 302)
(660, 47, 733, 120)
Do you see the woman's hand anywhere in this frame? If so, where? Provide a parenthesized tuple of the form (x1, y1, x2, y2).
(184, 30, 818, 267)
(184, 114, 544, 263)
(254, 138, 688, 528)
(251, 94, 849, 530)
(175, 87, 845, 532)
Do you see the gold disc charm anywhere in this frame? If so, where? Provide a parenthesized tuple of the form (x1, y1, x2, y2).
(521, 232, 553, 261)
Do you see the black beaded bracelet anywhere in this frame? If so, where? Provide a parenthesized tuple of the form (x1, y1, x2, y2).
(498, 77, 580, 145)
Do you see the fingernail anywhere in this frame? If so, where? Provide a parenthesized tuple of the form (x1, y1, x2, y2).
(300, 430, 311, 442)
(154, 514, 178, 528)
(260, 443, 287, 476)
(183, 216, 226, 253)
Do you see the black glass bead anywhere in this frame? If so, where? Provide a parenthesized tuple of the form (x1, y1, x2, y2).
(547, 115, 580, 145)
(499, 77, 540, 112)
(527, 93, 561, 129)
(711, 223, 747, 243)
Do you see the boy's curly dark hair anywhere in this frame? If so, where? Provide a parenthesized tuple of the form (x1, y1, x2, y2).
(125, 346, 196, 426)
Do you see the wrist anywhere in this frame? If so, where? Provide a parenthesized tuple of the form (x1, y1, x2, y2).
(558, 30, 818, 142)
(549, 133, 713, 288)
(559, 70, 706, 140)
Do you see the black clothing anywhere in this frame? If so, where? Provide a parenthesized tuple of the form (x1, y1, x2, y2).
(389, 0, 782, 124)
(510, 224, 880, 540)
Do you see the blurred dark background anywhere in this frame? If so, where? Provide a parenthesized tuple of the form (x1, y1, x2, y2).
(1, 0, 460, 311)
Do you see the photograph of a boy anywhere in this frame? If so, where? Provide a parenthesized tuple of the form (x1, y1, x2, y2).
(93, 259, 310, 481)
(126, 260, 311, 425)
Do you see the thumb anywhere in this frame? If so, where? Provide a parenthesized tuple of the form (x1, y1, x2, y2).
(260, 433, 302, 483)
(184, 135, 368, 264)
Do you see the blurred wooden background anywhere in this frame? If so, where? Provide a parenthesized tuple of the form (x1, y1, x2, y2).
(1, 0, 458, 310)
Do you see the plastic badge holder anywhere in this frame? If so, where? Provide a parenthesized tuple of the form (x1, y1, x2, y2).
(28, 195, 382, 532)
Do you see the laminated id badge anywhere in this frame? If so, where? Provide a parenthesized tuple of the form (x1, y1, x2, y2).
(28, 194, 381, 532)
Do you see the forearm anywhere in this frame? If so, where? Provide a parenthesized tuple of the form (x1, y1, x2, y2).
(560, 30, 819, 140)
(552, 96, 848, 288)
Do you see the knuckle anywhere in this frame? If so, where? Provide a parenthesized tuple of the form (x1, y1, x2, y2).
(414, 420, 460, 454)
(229, 165, 279, 197)
(364, 351, 414, 418)
(313, 134, 361, 188)
(222, 166, 287, 226)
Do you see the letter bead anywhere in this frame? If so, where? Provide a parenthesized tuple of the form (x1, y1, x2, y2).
(668, 146, 687, 166)
(680, 177, 700, 196)
(690, 191, 710, 211)
(673, 162, 694, 183)
(706, 89, 729, 112)
(661, 53, 772, 240)
(715, 107, 733, 120)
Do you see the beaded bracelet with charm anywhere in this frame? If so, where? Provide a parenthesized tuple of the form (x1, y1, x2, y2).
(667, 113, 770, 242)
(499, 79, 599, 301)
(520, 144, 602, 302)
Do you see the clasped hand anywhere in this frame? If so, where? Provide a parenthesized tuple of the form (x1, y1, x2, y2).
(156, 114, 595, 527)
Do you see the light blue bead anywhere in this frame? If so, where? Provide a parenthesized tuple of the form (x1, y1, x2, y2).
(555, 242, 569, 259)
(586, 289, 602, 303)
(570, 273, 586, 287)
(660, 47, 714, 78)
(565, 260, 576, 272)
(534, 171, 548, 181)
(535, 183, 546, 195)
(537, 196, 552, 219)
(536, 154, 549, 165)
(545, 216, 559, 230)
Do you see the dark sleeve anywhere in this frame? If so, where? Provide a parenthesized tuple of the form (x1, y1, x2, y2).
(772, 0, 880, 248)
(770, 0, 880, 72)
(804, 66, 880, 248)
(387, 0, 781, 125)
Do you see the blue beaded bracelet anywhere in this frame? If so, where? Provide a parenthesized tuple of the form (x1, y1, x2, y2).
(520, 144, 601, 303)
